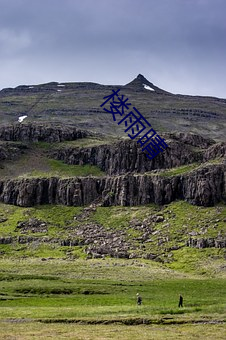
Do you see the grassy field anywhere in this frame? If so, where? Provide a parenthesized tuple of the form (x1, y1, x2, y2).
(0, 322, 225, 340)
(0, 200, 225, 338)
(0, 258, 225, 339)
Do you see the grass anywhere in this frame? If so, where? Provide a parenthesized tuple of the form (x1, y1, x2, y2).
(156, 163, 200, 177)
(0, 257, 225, 338)
(168, 247, 226, 276)
(92, 204, 159, 230)
(24, 159, 105, 178)
(0, 199, 225, 339)
(0, 140, 106, 179)
(0, 204, 82, 237)
(0, 152, 105, 179)
(0, 230, 225, 339)
(154, 159, 224, 178)
(0, 322, 225, 340)
(0, 201, 225, 276)
(32, 136, 116, 150)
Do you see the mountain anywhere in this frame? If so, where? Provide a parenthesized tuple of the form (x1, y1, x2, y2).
(0, 74, 226, 140)
(124, 73, 171, 94)
(0, 75, 225, 267)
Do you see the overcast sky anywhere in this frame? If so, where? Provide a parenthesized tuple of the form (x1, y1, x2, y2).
(0, 0, 225, 97)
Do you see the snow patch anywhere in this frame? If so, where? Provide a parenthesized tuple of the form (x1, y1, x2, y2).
(143, 84, 155, 91)
(18, 115, 27, 123)
(57, 89, 62, 92)
(57, 84, 65, 87)
(29, 86, 34, 89)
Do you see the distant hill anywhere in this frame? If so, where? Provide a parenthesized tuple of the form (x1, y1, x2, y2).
(0, 74, 226, 141)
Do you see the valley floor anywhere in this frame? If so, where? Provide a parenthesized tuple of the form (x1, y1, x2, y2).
(0, 200, 225, 339)
(0, 322, 225, 340)
(0, 257, 225, 339)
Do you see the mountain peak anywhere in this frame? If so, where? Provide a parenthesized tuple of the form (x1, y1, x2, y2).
(124, 74, 171, 94)
(136, 73, 147, 81)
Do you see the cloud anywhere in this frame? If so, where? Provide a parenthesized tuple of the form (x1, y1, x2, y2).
(0, 28, 31, 57)
(0, 0, 225, 97)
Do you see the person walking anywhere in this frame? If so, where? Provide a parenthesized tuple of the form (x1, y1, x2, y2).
(136, 293, 142, 306)
(178, 294, 183, 308)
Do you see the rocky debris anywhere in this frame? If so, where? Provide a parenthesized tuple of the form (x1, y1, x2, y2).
(0, 142, 28, 161)
(0, 237, 13, 244)
(0, 163, 225, 207)
(155, 215, 165, 223)
(0, 124, 92, 143)
(187, 237, 226, 248)
(74, 207, 96, 221)
(0, 235, 81, 246)
(15, 218, 48, 233)
(60, 239, 80, 246)
(74, 223, 131, 258)
(1, 210, 225, 259)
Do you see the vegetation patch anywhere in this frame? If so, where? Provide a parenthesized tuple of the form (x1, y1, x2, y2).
(22, 159, 105, 178)
(156, 163, 200, 177)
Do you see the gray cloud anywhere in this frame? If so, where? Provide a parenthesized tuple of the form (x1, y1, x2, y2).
(0, 0, 226, 97)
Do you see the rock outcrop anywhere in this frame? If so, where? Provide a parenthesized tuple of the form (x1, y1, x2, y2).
(0, 164, 225, 207)
(50, 133, 226, 175)
(187, 237, 226, 249)
(0, 127, 225, 208)
(0, 142, 28, 161)
(51, 138, 204, 175)
(0, 124, 91, 142)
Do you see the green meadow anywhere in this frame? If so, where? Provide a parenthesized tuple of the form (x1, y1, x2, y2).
(0, 200, 225, 338)
(0, 257, 225, 339)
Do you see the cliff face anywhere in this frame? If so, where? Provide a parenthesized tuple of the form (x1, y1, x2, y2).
(0, 124, 225, 208)
(51, 139, 204, 175)
(0, 164, 225, 207)
(50, 137, 226, 176)
(0, 124, 91, 142)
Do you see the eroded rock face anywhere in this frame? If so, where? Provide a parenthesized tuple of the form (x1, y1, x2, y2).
(166, 132, 215, 149)
(0, 127, 225, 208)
(51, 139, 204, 175)
(203, 142, 226, 160)
(50, 135, 226, 176)
(0, 164, 225, 207)
(0, 124, 91, 142)
(187, 237, 226, 248)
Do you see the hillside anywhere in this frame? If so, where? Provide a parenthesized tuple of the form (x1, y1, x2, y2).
(0, 124, 225, 265)
(0, 77, 226, 335)
(0, 74, 226, 141)
(0, 72, 225, 264)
